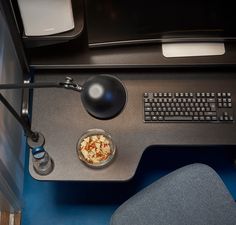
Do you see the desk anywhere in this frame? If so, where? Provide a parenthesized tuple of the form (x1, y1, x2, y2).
(30, 69, 236, 181)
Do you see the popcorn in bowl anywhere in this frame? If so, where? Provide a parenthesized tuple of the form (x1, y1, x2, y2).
(77, 129, 115, 167)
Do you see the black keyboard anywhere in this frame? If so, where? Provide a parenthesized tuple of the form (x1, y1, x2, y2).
(143, 92, 234, 123)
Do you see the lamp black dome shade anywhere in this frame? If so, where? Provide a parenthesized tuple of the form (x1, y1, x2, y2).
(81, 75, 127, 119)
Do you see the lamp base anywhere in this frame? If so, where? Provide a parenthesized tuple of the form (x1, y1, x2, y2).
(27, 132, 45, 149)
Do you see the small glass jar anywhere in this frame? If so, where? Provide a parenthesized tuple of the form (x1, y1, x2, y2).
(32, 146, 54, 175)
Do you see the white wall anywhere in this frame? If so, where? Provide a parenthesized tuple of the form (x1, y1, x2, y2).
(0, 9, 25, 212)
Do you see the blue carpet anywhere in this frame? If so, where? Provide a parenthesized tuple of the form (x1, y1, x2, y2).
(22, 146, 236, 225)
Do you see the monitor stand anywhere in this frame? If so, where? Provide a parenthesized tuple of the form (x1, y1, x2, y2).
(162, 42, 225, 58)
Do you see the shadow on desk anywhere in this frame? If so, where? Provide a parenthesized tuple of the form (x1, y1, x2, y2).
(52, 146, 236, 204)
(22, 146, 236, 225)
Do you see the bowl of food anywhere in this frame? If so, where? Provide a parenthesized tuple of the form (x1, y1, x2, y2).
(77, 129, 116, 168)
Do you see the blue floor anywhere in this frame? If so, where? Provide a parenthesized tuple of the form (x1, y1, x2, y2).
(22, 146, 236, 225)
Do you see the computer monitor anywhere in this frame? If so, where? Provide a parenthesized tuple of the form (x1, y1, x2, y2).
(85, 0, 236, 48)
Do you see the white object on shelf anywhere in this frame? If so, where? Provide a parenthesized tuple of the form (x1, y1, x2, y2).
(17, 0, 75, 36)
(162, 42, 225, 58)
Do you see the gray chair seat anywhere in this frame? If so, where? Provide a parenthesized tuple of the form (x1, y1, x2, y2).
(110, 164, 236, 225)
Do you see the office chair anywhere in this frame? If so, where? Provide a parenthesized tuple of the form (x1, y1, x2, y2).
(110, 164, 236, 225)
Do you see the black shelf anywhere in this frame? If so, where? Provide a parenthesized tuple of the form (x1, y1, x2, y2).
(22, 0, 84, 48)
(27, 40, 236, 69)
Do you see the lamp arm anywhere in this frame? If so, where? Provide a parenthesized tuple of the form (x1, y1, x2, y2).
(0, 77, 82, 142)
(0, 77, 83, 92)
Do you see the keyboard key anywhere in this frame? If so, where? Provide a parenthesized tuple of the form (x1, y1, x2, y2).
(207, 98, 215, 103)
(152, 116, 157, 121)
(145, 107, 152, 111)
(164, 116, 193, 121)
(223, 112, 228, 116)
(204, 112, 217, 116)
(224, 116, 229, 121)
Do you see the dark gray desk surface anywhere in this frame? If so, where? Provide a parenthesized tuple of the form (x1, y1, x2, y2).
(30, 69, 236, 181)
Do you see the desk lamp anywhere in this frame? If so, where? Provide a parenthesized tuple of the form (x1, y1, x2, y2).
(0, 75, 126, 175)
